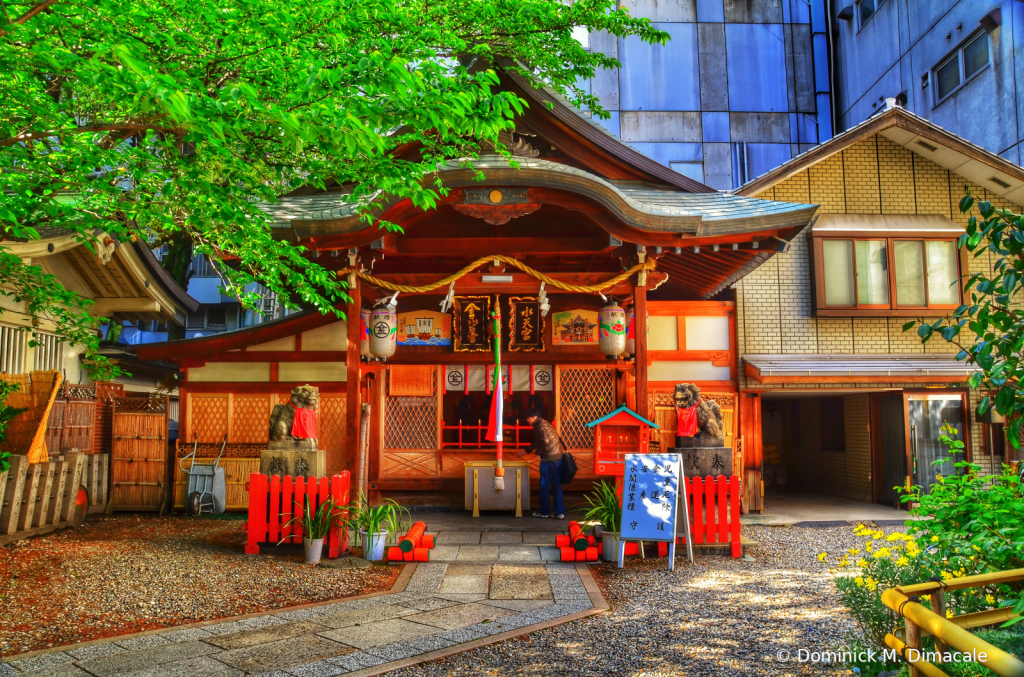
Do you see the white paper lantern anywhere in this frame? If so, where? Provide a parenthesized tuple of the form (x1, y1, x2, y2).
(597, 302, 627, 358)
(368, 306, 397, 359)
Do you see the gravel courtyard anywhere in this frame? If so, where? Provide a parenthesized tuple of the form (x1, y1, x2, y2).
(0, 514, 400, 657)
(391, 525, 883, 677)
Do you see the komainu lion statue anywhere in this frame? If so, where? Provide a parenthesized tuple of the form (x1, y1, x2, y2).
(269, 385, 320, 441)
(673, 383, 724, 441)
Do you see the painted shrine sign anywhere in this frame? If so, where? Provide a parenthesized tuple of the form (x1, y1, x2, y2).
(453, 296, 491, 352)
(397, 311, 451, 346)
(552, 309, 598, 345)
(508, 297, 544, 351)
(619, 453, 692, 570)
(620, 453, 681, 541)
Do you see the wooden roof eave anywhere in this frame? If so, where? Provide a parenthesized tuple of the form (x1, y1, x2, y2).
(272, 166, 814, 250)
(133, 308, 340, 363)
(1, 233, 82, 258)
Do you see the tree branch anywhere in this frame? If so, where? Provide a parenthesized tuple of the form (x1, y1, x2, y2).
(0, 0, 61, 37)
(1, 122, 181, 148)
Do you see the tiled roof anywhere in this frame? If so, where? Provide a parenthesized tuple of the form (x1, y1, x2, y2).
(259, 154, 815, 237)
(744, 353, 977, 378)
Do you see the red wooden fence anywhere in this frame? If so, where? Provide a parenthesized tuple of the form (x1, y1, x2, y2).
(244, 472, 350, 557)
(689, 475, 742, 558)
(656, 475, 742, 559)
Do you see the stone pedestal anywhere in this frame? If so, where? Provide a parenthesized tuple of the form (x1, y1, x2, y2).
(260, 440, 327, 479)
(672, 446, 733, 478)
(674, 435, 726, 448)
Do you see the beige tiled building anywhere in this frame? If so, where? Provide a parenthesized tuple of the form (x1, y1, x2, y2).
(732, 104, 1023, 510)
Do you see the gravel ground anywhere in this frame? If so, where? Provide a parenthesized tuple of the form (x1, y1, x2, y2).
(0, 514, 400, 657)
(391, 525, 906, 677)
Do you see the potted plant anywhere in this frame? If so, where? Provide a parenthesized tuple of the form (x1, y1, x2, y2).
(579, 481, 621, 563)
(279, 496, 346, 565)
(350, 494, 410, 562)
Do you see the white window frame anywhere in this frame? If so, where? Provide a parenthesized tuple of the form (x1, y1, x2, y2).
(33, 331, 65, 372)
(857, 0, 882, 31)
(0, 324, 28, 375)
(932, 31, 990, 106)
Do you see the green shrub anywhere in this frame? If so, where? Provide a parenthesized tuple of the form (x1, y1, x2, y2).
(824, 424, 1024, 674)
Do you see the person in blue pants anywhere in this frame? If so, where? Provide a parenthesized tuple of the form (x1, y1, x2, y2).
(516, 408, 565, 519)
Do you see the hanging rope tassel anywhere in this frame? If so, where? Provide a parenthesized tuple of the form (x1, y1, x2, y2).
(492, 303, 504, 493)
(494, 442, 504, 493)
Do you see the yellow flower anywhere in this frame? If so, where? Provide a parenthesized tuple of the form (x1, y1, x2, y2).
(941, 571, 953, 580)
(986, 595, 996, 605)
(896, 556, 909, 566)
(873, 547, 891, 559)
(946, 609, 954, 619)
(931, 536, 940, 542)
(837, 556, 850, 567)
(866, 578, 878, 591)
(818, 552, 827, 562)
(874, 530, 885, 539)
(973, 545, 981, 552)
(857, 559, 869, 568)
(848, 548, 862, 556)
(854, 577, 864, 587)
(866, 542, 874, 553)
(886, 533, 903, 542)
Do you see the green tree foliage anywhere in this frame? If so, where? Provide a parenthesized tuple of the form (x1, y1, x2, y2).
(905, 191, 1024, 447)
(1, 0, 666, 375)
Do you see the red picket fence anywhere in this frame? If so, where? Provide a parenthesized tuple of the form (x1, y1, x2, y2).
(244, 472, 350, 557)
(688, 475, 742, 558)
(655, 476, 742, 559)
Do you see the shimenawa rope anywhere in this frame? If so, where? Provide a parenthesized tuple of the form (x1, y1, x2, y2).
(338, 254, 656, 294)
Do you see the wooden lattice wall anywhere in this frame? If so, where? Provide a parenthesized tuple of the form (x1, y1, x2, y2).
(381, 368, 440, 477)
(556, 366, 615, 450)
(184, 392, 348, 468)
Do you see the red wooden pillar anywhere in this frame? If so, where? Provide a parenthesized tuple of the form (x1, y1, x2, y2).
(739, 390, 764, 513)
(344, 279, 361, 476)
(634, 280, 649, 420)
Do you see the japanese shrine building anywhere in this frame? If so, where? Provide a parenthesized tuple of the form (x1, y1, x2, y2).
(135, 69, 818, 510)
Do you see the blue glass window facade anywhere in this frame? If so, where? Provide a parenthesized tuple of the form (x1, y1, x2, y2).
(585, 0, 832, 190)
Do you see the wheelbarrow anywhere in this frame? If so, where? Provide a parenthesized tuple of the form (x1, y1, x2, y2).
(180, 433, 227, 516)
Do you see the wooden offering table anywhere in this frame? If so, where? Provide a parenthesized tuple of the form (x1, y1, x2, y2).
(464, 460, 531, 517)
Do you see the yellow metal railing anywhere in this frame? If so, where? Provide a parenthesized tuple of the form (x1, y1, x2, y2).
(881, 568, 1024, 677)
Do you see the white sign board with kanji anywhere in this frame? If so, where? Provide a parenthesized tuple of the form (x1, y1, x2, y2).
(618, 453, 693, 570)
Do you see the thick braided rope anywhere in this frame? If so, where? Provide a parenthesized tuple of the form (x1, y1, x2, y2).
(339, 254, 655, 294)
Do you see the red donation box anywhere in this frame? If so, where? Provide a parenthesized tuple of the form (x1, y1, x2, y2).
(586, 405, 658, 475)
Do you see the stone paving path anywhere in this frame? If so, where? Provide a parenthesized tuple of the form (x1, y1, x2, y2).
(429, 530, 563, 563)
(1, 561, 602, 677)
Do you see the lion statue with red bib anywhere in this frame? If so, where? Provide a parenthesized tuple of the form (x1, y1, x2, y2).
(269, 385, 319, 442)
(673, 383, 724, 444)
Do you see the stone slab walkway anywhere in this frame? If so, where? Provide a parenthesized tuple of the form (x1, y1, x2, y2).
(1, 562, 605, 677)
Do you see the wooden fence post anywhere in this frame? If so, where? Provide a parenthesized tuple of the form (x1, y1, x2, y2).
(46, 457, 69, 525)
(245, 473, 267, 555)
(61, 452, 85, 523)
(17, 463, 42, 531)
(32, 461, 55, 528)
(0, 456, 28, 535)
(930, 589, 950, 660)
(905, 617, 922, 677)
